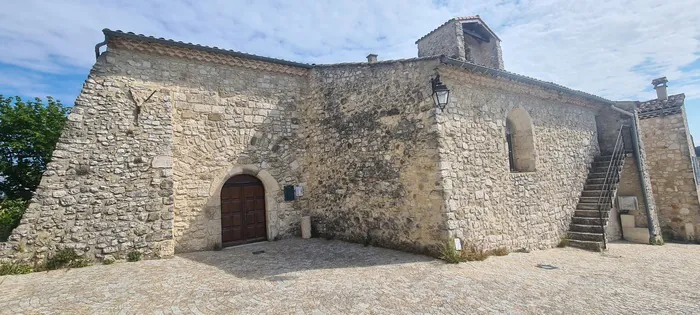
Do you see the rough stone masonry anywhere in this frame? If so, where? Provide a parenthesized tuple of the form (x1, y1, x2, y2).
(1, 16, 696, 263)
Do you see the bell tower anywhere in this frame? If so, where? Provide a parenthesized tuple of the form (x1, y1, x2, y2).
(416, 16, 504, 70)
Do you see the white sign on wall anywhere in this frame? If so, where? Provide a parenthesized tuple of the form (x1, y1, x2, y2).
(295, 185, 304, 197)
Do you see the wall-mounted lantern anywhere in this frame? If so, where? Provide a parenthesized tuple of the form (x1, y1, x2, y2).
(430, 74, 450, 111)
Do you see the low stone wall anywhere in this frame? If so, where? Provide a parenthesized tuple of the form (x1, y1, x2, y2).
(436, 66, 601, 251)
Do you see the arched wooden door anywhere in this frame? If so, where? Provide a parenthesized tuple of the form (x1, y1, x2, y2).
(220, 174, 267, 247)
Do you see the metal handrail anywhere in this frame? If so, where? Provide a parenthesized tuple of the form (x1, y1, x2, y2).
(595, 125, 626, 250)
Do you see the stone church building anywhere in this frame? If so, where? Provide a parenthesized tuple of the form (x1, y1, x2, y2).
(2, 16, 698, 262)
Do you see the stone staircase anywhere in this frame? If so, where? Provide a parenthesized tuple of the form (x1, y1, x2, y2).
(567, 154, 625, 251)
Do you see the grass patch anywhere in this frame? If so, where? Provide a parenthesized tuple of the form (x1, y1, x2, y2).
(489, 247, 509, 256)
(461, 247, 490, 261)
(438, 240, 504, 263)
(0, 262, 32, 275)
(127, 251, 142, 262)
(438, 240, 464, 264)
(45, 248, 91, 270)
(557, 236, 569, 248)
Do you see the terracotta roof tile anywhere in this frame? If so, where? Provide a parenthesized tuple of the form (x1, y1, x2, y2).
(637, 94, 685, 119)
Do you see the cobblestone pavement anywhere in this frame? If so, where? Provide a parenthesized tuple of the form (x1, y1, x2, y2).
(1, 239, 699, 314)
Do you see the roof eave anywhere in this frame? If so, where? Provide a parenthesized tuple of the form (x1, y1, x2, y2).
(439, 56, 613, 105)
(102, 28, 313, 69)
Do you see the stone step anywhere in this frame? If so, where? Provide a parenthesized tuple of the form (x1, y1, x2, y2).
(581, 190, 608, 197)
(592, 161, 623, 169)
(572, 217, 605, 226)
(576, 203, 601, 210)
(589, 168, 621, 176)
(568, 231, 605, 242)
(594, 155, 618, 162)
(586, 178, 607, 185)
(578, 196, 607, 204)
(567, 239, 603, 251)
(570, 224, 604, 233)
(583, 183, 615, 191)
(588, 172, 611, 179)
(574, 209, 609, 218)
(588, 166, 622, 177)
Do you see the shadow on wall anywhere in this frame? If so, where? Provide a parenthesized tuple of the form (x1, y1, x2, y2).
(177, 238, 435, 280)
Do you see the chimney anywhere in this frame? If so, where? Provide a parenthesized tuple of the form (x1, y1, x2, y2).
(366, 54, 378, 63)
(652, 77, 668, 101)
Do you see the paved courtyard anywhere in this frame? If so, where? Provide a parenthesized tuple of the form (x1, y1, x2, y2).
(1, 239, 699, 314)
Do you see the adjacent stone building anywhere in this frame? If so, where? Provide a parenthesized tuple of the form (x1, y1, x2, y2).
(1, 16, 696, 262)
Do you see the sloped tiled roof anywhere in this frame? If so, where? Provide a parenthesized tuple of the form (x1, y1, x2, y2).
(100, 28, 613, 105)
(415, 15, 501, 44)
(455, 16, 501, 41)
(637, 94, 685, 119)
(102, 29, 312, 69)
(440, 57, 613, 105)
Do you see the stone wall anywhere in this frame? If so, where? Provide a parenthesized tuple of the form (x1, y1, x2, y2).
(618, 156, 650, 228)
(417, 21, 463, 60)
(639, 109, 700, 241)
(462, 32, 501, 69)
(165, 60, 308, 253)
(596, 106, 630, 155)
(302, 59, 446, 254)
(107, 39, 308, 253)
(0, 38, 312, 262)
(436, 66, 601, 251)
(0, 52, 175, 263)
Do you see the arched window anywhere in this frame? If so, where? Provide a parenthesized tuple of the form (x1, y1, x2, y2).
(506, 108, 536, 172)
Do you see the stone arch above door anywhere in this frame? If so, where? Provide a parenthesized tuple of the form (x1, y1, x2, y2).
(209, 164, 281, 244)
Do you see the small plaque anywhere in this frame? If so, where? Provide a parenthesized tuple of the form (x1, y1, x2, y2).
(454, 238, 462, 251)
(295, 185, 304, 197)
(283, 185, 295, 201)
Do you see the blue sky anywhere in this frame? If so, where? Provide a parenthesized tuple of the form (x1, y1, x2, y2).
(1, 0, 699, 141)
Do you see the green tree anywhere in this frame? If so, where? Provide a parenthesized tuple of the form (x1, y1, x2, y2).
(0, 95, 69, 200)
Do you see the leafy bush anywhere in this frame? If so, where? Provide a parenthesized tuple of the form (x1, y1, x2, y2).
(0, 96, 69, 200)
(0, 262, 32, 275)
(127, 251, 142, 262)
(45, 248, 90, 270)
(0, 199, 28, 241)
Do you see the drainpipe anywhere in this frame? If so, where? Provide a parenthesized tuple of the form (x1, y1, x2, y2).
(609, 104, 657, 240)
(95, 34, 108, 60)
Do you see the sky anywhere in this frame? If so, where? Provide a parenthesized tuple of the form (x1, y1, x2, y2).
(1, 0, 699, 140)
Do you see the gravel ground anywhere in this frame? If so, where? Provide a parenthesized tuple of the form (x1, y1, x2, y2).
(1, 238, 698, 314)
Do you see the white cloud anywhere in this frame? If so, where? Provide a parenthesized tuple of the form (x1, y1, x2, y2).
(0, 0, 698, 103)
